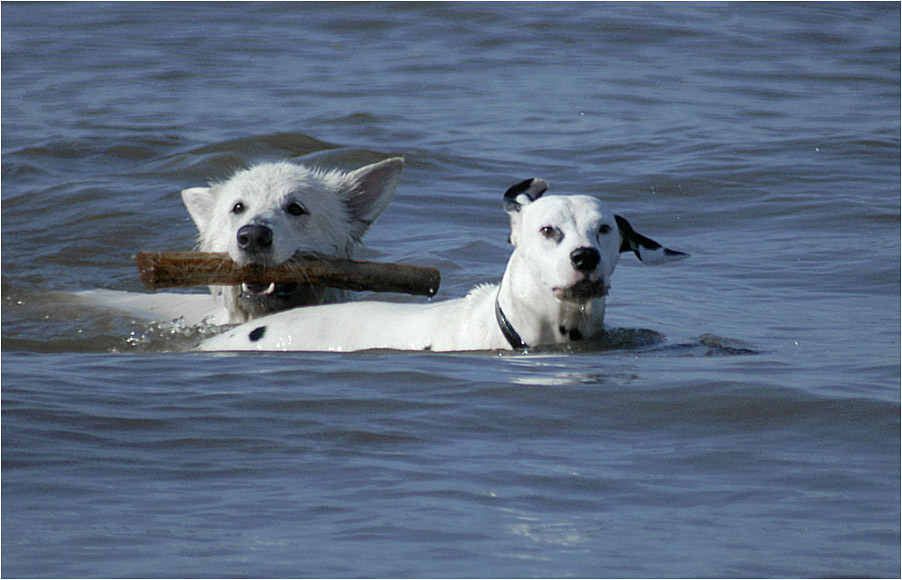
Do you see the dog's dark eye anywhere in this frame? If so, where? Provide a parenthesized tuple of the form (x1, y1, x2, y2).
(540, 226, 557, 239)
(285, 202, 306, 216)
(599, 224, 612, 234)
(232, 202, 245, 215)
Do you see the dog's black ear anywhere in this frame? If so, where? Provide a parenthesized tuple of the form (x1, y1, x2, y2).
(615, 214, 689, 265)
(504, 178, 548, 246)
(503, 178, 548, 212)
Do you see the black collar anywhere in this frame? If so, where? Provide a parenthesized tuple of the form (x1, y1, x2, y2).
(494, 291, 529, 350)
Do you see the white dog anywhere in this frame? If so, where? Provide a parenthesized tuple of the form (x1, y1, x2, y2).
(199, 178, 687, 352)
(78, 158, 404, 325)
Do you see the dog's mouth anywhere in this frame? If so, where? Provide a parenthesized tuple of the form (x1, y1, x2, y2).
(241, 282, 278, 296)
(554, 278, 609, 301)
(238, 282, 326, 317)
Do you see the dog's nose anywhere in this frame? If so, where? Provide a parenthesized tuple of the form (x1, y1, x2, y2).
(570, 247, 600, 273)
(237, 224, 273, 253)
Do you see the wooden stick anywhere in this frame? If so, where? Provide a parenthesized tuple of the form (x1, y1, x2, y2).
(136, 251, 441, 297)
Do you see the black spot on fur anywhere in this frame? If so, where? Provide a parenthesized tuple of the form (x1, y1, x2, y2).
(249, 326, 266, 342)
(560, 326, 583, 341)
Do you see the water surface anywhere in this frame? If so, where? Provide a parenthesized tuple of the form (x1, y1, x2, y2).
(2, 3, 899, 578)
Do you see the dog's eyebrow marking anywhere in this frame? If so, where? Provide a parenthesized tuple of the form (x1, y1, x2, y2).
(249, 326, 266, 342)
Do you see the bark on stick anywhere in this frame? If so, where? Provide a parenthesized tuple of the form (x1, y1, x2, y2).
(136, 251, 440, 297)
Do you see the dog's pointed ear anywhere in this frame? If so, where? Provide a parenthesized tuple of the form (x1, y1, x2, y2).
(181, 186, 218, 232)
(615, 214, 689, 265)
(344, 157, 404, 238)
(503, 178, 548, 213)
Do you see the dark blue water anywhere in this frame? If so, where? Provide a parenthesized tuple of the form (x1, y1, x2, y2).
(2, 3, 899, 578)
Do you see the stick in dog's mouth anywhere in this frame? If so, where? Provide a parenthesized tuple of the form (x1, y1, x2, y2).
(136, 251, 440, 297)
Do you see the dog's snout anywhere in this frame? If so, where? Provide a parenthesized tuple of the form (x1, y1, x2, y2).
(237, 224, 273, 253)
(570, 247, 600, 273)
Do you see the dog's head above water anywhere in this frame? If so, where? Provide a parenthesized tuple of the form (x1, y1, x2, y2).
(503, 178, 688, 304)
(181, 157, 404, 322)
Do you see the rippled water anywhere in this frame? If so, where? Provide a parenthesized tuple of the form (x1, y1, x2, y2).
(2, 3, 899, 578)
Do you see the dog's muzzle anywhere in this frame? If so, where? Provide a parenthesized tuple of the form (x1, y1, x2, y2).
(233, 223, 336, 316)
(554, 247, 607, 300)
